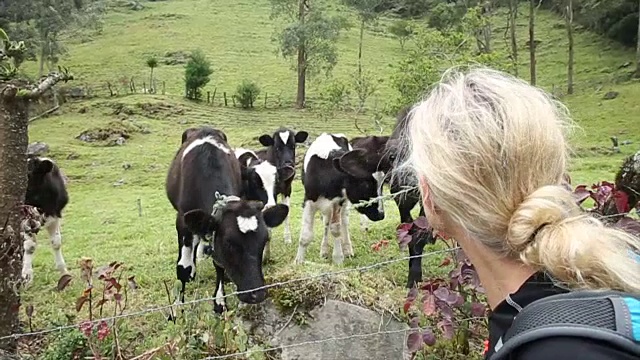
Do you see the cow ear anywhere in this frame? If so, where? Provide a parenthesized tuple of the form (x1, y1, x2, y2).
(278, 166, 295, 182)
(247, 200, 265, 212)
(263, 204, 289, 228)
(337, 149, 373, 179)
(259, 135, 274, 147)
(240, 166, 250, 181)
(184, 209, 217, 235)
(37, 159, 54, 174)
(181, 128, 198, 144)
(294, 131, 308, 143)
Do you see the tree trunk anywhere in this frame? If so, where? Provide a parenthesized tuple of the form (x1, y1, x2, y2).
(483, 1, 492, 53)
(295, 0, 307, 109)
(38, 44, 46, 78)
(566, 0, 574, 94)
(636, 0, 640, 78)
(0, 81, 29, 353)
(149, 68, 154, 93)
(358, 18, 365, 79)
(509, 0, 518, 76)
(529, 0, 536, 86)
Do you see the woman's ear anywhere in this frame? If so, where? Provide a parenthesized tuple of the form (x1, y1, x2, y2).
(418, 176, 435, 212)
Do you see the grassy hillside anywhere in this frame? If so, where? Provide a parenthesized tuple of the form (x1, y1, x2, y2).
(15, 0, 640, 358)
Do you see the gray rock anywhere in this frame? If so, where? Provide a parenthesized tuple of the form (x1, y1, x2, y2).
(273, 300, 410, 360)
(603, 91, 619, 100)
(27, 142, 49, 155)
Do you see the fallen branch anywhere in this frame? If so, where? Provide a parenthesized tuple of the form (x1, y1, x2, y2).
(28, 105, 60, 123)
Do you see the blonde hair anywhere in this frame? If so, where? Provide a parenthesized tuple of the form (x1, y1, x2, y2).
(404, 66, 640, 294)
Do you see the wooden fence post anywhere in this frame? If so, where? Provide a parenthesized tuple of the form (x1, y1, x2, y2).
(162, 81, 166, 95)
(224, 92, 228, 107)
(264, 92, 268, 108)
(207, 91, 211, 103)
(212, 88, 217, 105)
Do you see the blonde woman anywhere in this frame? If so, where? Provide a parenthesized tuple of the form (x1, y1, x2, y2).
(402, 67, 640, 359)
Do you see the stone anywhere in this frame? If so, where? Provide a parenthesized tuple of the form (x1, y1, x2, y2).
(27, 142, 49, 155)
(272, 300, 410, 360)
(603, 91, 619, 100)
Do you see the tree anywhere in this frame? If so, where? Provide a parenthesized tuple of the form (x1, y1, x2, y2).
(636, 0, 640, 78)
(184, 49, 212, 101)
(388, 20, 414, 50)
(0, 0, 105, 77)
(146, 56, 158, 93)
(342, 0, 382, 78)
(566, 0, 574, 94)
(270, 0, 349, 109)
(508, 0, 518, 76)
(529, 0, 537, 85)
(0, 28, 73, 354)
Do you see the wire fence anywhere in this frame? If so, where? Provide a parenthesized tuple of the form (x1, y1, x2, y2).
(1, 246, 459, 343)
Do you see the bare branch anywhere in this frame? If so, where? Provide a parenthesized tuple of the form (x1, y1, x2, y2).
(22, 71, 74, 100)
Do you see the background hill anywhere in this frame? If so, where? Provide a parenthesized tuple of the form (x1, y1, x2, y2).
(1, 0, 639, 358)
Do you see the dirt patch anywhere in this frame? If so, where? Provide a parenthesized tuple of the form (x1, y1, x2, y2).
(163, 50, 190, 65)
(76, 120, 146, 146)
(98, 101, 186, 120)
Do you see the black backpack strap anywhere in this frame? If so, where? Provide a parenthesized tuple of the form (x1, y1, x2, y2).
(489, 290, 640, 360)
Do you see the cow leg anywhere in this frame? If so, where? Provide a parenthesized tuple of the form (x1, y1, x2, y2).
(21, 232, 37, 286)
(341, 202, 354, 258)
(45, 217, 68, 275)
(213, 264, 227, 314)
(282, 195, 292, 244)
(397, 195, 423, 288)
(330, 203, 344, 265)
(196, 238, 208, 261)
(294, 200, 316, 264)
(263, 228, 272, 264)
(319, 212, 331, 259)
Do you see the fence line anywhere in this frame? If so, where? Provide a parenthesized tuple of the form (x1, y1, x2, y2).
(201, 327, 418, 360)
(1, 247, 459, 342)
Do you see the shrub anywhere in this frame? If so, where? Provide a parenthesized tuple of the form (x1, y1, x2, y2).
(184, 49, 212, 101)
(233, 79, 261, 109)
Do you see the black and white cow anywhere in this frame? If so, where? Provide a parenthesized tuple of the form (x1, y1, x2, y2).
(350, 135, 392, 232)
(255, 128, 309, 244)
(22, 155, 70, 285)
(294, 133, 387, 265)
(165, 126, 289, 316)
(384, 106, 437, 288)
(233, 147, 295, 262)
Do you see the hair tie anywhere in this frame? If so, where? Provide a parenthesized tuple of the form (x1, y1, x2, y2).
(530, 222, 551, 241)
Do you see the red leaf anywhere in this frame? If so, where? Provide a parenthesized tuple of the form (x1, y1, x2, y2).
(572, 185, 592, 205)
(57, 274, 72, 291)
(423, 294, 436, 316)
(438, 301, 454, 319)
(406, 330, 423, 353)
(78, 321, 93, 337)
(413, 216, 429, 229)
(25, 304, 34, 318)
(438, 320, 455, 339)
(114, 293, 123, 302)
(433, 287, 451, 302)
(96, 299, 109, 307)
(614, 190, 630, 213)
(471, 302, 487, 317)
(422, 328, 436, 346)
(106, 278, 121, 291)
(76, 295, 88, 312)
(439, 258, 451, 267)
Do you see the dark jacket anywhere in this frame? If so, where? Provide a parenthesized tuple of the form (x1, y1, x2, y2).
(485, 272, 637, 360)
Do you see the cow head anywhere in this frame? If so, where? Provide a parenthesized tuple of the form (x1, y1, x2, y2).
(259, 128, 308, 169)
(26, 155, 55, 201)
(333, 146, 388, 222)
(240, 158, 295, 208)
(183, 200, 289, 304)
(181, 127, 228, 145)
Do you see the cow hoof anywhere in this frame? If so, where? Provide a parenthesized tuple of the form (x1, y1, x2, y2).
(213, 303, 227, 314)
(320, 250, 329, 259)
(332, 256, 344, 265)
(21, 269, 33, 287)
(293, 256, 305, 265)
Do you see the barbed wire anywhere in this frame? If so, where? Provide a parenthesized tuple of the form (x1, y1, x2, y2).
(351, 186, 419, 209)
(0, 246, 459, 342)
(200, 315, 487, 360)
(201, 327, 418, 360)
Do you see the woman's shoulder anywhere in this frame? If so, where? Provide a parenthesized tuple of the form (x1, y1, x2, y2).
(512, 336, 638, 360)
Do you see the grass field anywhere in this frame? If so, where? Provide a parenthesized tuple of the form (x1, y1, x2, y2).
(15, 0, 640, 357)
